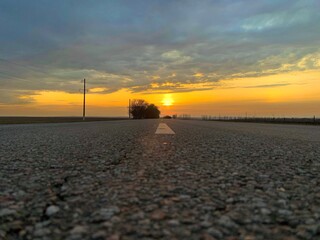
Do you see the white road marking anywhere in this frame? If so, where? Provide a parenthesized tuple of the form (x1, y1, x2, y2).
(155, 123, 175, 135)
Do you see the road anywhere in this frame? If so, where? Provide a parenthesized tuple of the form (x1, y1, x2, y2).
(1, 120, 320, 240)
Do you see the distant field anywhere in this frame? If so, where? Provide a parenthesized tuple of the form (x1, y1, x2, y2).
(200, 117, 320, 125)
(0, 117, 128, 125)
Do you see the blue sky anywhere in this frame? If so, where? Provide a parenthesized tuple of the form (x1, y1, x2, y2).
(0, 0, 319, 106)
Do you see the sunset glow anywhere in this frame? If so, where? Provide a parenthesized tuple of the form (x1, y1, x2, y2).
(162, 94, 174, 107)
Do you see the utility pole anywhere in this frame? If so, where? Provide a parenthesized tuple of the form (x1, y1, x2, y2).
(128, 99, 131, 119)
(83, 78, 86, 121)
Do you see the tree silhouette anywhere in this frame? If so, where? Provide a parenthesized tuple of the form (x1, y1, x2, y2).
(145, 104, 160, 119)
(130, 99, 160, 119)
(130, 99, 148, 119)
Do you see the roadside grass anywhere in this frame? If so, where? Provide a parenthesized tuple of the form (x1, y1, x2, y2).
(0, 117, 128, 125)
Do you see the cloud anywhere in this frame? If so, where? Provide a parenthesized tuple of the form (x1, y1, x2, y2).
(131, 84, 213, 94)
(0, 0, 320, 104)
(161, 50, 193, 64)
(241, 8, 311, 31)
(0, 90, 37, 105)
(242, 83, 291, 89)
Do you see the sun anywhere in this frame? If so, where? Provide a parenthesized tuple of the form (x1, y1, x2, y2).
(162, 94, 174, 106)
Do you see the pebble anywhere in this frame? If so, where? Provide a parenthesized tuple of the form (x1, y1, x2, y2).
(200, 221, 213, 228)
(151, 210, 166, 220)
(278, 209, 292, 216)
(218, 216, 238, 229)
(34, 228, 51, 237)
(207, 227, 223, 238)
(70, 225, 88, 235)
(35, 220, 51, 229)
(107, 234, 120, 240)
(260, 208, 271, 215)
(202, 233, 217, 240)
(92, 207, 120, 222)
(45, 205, 60, 216)
(167, 219, 180, 226)
(0, 208, 16, 217)
(92, 230, 107, 239)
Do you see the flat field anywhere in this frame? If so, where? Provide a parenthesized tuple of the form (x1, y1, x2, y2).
(0, 117, 127, 125)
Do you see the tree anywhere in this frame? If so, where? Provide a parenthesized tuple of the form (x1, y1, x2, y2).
(145, 104, 160, 119)
(130, 99, 160, 119)
(130, 99, 148, 119)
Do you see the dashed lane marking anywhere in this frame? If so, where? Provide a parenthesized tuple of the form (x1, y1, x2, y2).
(155, 123, 175, 135)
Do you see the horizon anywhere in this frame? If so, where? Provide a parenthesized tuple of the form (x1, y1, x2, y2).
(1, 1, 320, 117)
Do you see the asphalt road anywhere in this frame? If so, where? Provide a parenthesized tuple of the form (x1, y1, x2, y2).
(1, 120, 320, 240)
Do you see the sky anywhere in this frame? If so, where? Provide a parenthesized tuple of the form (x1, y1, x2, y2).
(0, 0, 319, 117)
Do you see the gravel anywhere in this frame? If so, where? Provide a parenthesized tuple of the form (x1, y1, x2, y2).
(1, 119, 320, 239)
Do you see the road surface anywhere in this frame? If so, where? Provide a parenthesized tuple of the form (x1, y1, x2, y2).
(1, 120, 320, 240)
